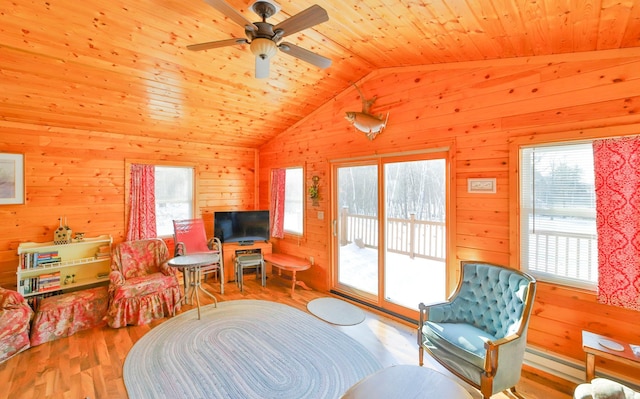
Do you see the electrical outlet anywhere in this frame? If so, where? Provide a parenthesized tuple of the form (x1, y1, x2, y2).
(309, 256, 314, 265)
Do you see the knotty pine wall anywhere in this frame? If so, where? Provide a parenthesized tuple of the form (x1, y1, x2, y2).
(259, 49, 640, 381)
(0, 122, 258, 287)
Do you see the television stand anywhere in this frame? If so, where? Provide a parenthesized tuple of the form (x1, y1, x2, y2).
(222, 241, 272, 283)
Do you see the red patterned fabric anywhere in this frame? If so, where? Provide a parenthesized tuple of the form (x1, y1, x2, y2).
(593, 136, 640, 311)
(0, 287, 33, 363)
(173, 219, 222, 281)
(173, 219, 211, 253)
(126, 164, 157, 241)
(270, 168, 286, 238)
(107, 239, 181, 328)
(30, 286, 109, 346)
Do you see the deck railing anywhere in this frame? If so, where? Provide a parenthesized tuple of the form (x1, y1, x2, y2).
(339, 209, 597, 282)
(338, 208, 446, 261)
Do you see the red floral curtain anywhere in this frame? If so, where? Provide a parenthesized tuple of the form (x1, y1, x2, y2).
(270, 168, 286, 239)
(593, 136, 640, 311)
(126, 164, 157, 241)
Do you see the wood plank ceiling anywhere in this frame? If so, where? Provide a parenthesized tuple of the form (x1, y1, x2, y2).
(1, 0, 639, 148)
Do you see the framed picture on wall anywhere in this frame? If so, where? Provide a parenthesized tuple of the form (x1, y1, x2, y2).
(467, 178, 496, 194)
(0, 153, 25, 205)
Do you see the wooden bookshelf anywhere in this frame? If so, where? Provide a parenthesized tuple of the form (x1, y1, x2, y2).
(16, 235, 112, 300)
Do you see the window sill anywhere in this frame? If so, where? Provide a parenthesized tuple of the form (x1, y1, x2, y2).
(529, 271, 596, 292)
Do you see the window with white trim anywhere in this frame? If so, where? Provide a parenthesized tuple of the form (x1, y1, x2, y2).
(520, 142, 598, 289)
(283, 167, 304, 235)
(155, 166, 194, 236)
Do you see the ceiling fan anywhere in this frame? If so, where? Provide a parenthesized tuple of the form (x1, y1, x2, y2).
(188, 0, 332, 79)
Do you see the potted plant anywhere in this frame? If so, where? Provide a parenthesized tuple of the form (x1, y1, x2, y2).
(309, 176, 320, 205)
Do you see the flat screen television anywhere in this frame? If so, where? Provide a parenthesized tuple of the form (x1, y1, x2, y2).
(213, 210, 270, 244)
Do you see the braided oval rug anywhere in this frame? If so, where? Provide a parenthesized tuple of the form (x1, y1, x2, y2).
(123, 299, 382, 399)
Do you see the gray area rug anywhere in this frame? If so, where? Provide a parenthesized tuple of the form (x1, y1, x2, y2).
(307, 297, 366, 326)
(124, 299, 382, 399)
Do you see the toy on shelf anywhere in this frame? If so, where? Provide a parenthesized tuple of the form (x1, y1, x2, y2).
(53, 216, 72, 245)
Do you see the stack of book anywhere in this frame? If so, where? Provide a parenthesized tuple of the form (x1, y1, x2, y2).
(95, 245, 111, 260)
(37, 272, 61, 292)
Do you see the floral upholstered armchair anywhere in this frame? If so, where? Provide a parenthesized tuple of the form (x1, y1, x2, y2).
(418, 261, 536, 399)
(107, 238, 181, 328)
(0, 286, 33, 363)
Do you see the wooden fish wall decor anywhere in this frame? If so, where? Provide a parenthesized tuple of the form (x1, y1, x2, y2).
(345, 83, 389, 141)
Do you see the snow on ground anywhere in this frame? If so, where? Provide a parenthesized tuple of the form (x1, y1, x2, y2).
(338, 242, 447, 310)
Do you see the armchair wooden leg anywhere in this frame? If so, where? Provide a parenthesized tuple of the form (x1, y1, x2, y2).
(419, 346, 424, 366)
(507, 386, 525, 399)
(480, 377, 493, 399)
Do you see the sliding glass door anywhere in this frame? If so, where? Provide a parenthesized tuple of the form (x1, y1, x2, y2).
(334, 163, 379, 297)
(332, 152, 448, 317)
(383, 158, 447, 309)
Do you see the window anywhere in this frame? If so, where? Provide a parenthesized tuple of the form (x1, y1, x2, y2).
(155, 166, 194, 236)
(283, 167, 303, 235)
(520, 142, 597, 289)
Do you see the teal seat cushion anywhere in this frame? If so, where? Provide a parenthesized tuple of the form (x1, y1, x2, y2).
(422, 321, 496, 370)
(418, 262, 536, 397)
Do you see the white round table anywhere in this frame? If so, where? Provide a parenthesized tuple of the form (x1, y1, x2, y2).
(341, 364, 473, 399)
(168, 253, 220, 320)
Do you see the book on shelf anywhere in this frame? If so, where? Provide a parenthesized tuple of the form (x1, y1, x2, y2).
(39, 284, 62, 293)
(97, 271, 110, 279)
(37, 271, 61, 292)
(25, 289, 63, 310)
(18, 271, 62, 295)
(95, 245, 111, 259)
(38, 272, 60, 285)
(19, 278, 30, 295)
(37, 272, 59, 281)
(36, 251, 58, 258)
(26, 296, 38, 310)
(36, 256, 62, 265)
(20, 251, 62, 269)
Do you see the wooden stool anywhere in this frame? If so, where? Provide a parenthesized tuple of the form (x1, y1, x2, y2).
(235, 253, 265, 292)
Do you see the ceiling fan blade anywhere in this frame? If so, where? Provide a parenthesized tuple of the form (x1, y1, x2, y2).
(187, 38, 248, 51)
(204, 0, 257, 32)
(274, 5, 329, 37)
(255, 56, 270, 79)
(279, 42, 332, 69)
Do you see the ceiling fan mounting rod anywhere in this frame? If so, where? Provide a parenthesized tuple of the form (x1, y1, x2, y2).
(251, 1, 277, 21)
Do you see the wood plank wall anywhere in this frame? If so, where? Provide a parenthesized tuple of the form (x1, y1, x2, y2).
(258, 49, 640, 381)
(1, 47, 639, 383)
(0, 122, 258, 286)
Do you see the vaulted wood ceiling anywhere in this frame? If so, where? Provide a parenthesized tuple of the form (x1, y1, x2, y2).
(2, 0, 639, 148)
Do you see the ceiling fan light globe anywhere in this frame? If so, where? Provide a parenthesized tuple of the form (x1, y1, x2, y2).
(250, 38, 277, 59)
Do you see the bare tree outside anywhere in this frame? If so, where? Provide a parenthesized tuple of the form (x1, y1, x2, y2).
(336, 158, 447, 310)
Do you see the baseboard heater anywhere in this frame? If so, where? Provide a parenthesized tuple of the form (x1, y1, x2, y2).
(524, 345, 640, 390)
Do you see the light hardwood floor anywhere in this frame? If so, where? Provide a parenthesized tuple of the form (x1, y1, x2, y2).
(0, 274, 576, 399)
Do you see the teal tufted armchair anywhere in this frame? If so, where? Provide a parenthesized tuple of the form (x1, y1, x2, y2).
(418, 261, 536, 399)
